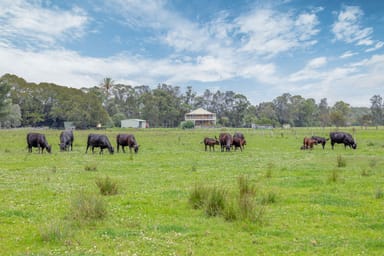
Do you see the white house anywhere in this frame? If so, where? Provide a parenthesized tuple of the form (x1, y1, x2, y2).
(121, 119, 148, 128)
(184, 108, 216, 127)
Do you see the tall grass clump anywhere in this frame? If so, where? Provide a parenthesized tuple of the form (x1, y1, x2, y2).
(96, 176, 118, 196)
(375, 188, 383, 199)
(69, 192, 107, 222)
(84, 164, 97, 172)
(189, 184, 209, 209)
(238, 175, 263, 222)
(328, 169, 340, 183)
(40, 221, 70, 242)
(205, 187, 227, 217)
(337, 155, 347, 167)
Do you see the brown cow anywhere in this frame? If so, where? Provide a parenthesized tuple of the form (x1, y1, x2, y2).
(116, 134, 139, 153)
(233, 132, 246, 150)
(203, 137, 220, 151)
(232, 137, 244, 151)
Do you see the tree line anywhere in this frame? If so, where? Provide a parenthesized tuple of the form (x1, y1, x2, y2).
(0, 73, 383, 128)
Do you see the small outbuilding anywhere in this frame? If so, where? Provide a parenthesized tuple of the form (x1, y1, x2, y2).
(121, 119, 148, 128)
(184, 108, 216, 127)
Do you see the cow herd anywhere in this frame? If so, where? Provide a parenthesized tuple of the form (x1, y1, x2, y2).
(203, 132, 246, 152)
(26, 131, 139, 154)
(301, 131, 357, 150)
(26, 130, 357, 154)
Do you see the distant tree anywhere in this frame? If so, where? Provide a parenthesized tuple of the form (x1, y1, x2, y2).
(100, 77, 114, 96)
(318, 98, 330, 127)
(0, 80, 11, 118)
(330, 101, 350, 127)
(273, 93, 293, 126)
(370, 95, 383, 126)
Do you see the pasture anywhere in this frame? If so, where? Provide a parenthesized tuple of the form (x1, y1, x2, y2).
(0, 127, 383, 255)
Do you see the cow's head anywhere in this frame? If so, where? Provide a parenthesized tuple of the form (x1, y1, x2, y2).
(134, 145, 139, 153)
(46, 145, 52, 153)
(59, 143, 66, 151)
(352, 143, 357, 149)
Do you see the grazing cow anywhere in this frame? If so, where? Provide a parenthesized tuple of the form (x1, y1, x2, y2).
(27, 132, 51, 154)
(219, 133, 233, 152)
(203, 137, 220, 151)
(330, 132, 357, 150)
(116, 134, 139, 153)
(85, 134, 114, 154)
(233, 132, 246, 149)
(311, 136, 328, 149)
(59, 130, 74, 151)
(232, 137, 244, 151)
(302, 137, 318, 150)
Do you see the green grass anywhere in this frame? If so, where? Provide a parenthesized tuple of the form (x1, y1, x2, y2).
(0, 127, 384, 255)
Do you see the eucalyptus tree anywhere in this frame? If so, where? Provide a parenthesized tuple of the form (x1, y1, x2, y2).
(370, 95, 383, 126)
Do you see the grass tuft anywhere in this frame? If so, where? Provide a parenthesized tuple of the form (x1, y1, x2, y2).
(337, 155, 346, 167)
(96, 176, 119, 196)
(84, 164, 97, 172)
(69, 192, 107, 222)
(205, 187, 227, 217)
(40, 221, 70, 242)
(328, 169, 340, 183)
(375, 188, 383, 199)
(189, 184, 209, 209)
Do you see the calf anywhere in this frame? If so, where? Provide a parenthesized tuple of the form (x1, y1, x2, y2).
(203, 137, 219, 151)
(116, 134, 139, 153)
(27, 132, 51, 154)
(302, 137, 317, 150)
(59, 130, 74, 151)
(86, 134, 114, 154)
(311, 136, 328, 149)
(233, 132, 246, 150)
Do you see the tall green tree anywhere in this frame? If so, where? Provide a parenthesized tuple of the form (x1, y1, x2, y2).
(370, 95, 383, 126)
(0, 80, 11, 119)
(330, 101, 350, 127)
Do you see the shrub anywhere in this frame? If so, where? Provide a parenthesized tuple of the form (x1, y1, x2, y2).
(181, 121, 194, 129)
(96, 176, 118, 196)
(337, 155, 346, 167)
(69, 192, 107, 222)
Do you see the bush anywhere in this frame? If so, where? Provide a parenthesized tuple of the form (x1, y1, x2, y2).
(96, 176, 118, 196)
(181, 121, 194, 129)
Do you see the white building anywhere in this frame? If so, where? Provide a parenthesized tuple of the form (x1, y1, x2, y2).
(184, 108, 216, 127)
(121, 119, 148, 128)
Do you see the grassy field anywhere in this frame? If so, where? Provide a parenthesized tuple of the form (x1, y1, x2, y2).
(0, 127, 383, 255)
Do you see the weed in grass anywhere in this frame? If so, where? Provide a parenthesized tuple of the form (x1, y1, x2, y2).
(69, 192, 107, 222)
(191, 163, 197, 172)
(361, 169, 371, 177)
(96, 176, 118, 196)
(223, 199, 237, 222)
(238, 175, 256, 198)
(261, 191, 277, 205)
(369, 158, 377, 169)
(328, 169, 340, 183)
(367, 141, 375, 147)
(205, 187, 227, 217)
(84, 164, 97, 172)
(40, 221, 70, 242)
(336, 155, 346, 167)
(375, 188, 383, 199)
(189, 184, 209, 209)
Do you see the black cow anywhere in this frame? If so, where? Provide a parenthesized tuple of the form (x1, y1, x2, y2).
(311, 136, 328, 149)
(59, 130, 74, 151)
(330, 132, 357, 150)
(203, 137, 220, 151)
(219, 133, 233, 152)
(27, 132, 51, 154)
(116, 134, 139, 153)
(86, 134, 114, 154)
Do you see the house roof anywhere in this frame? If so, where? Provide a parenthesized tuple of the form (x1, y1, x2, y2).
(186, 108, 214, 115)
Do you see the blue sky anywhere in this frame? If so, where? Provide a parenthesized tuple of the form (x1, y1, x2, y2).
(1, 0, 383, 107)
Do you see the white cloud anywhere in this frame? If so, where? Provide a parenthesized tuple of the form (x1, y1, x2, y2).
(235, 8, 319, 57)
(0, 0, 88, 48)
(332, 6, 375, 47)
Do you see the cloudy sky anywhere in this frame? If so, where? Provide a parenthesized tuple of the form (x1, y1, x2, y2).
(1, 0, 383, 107)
